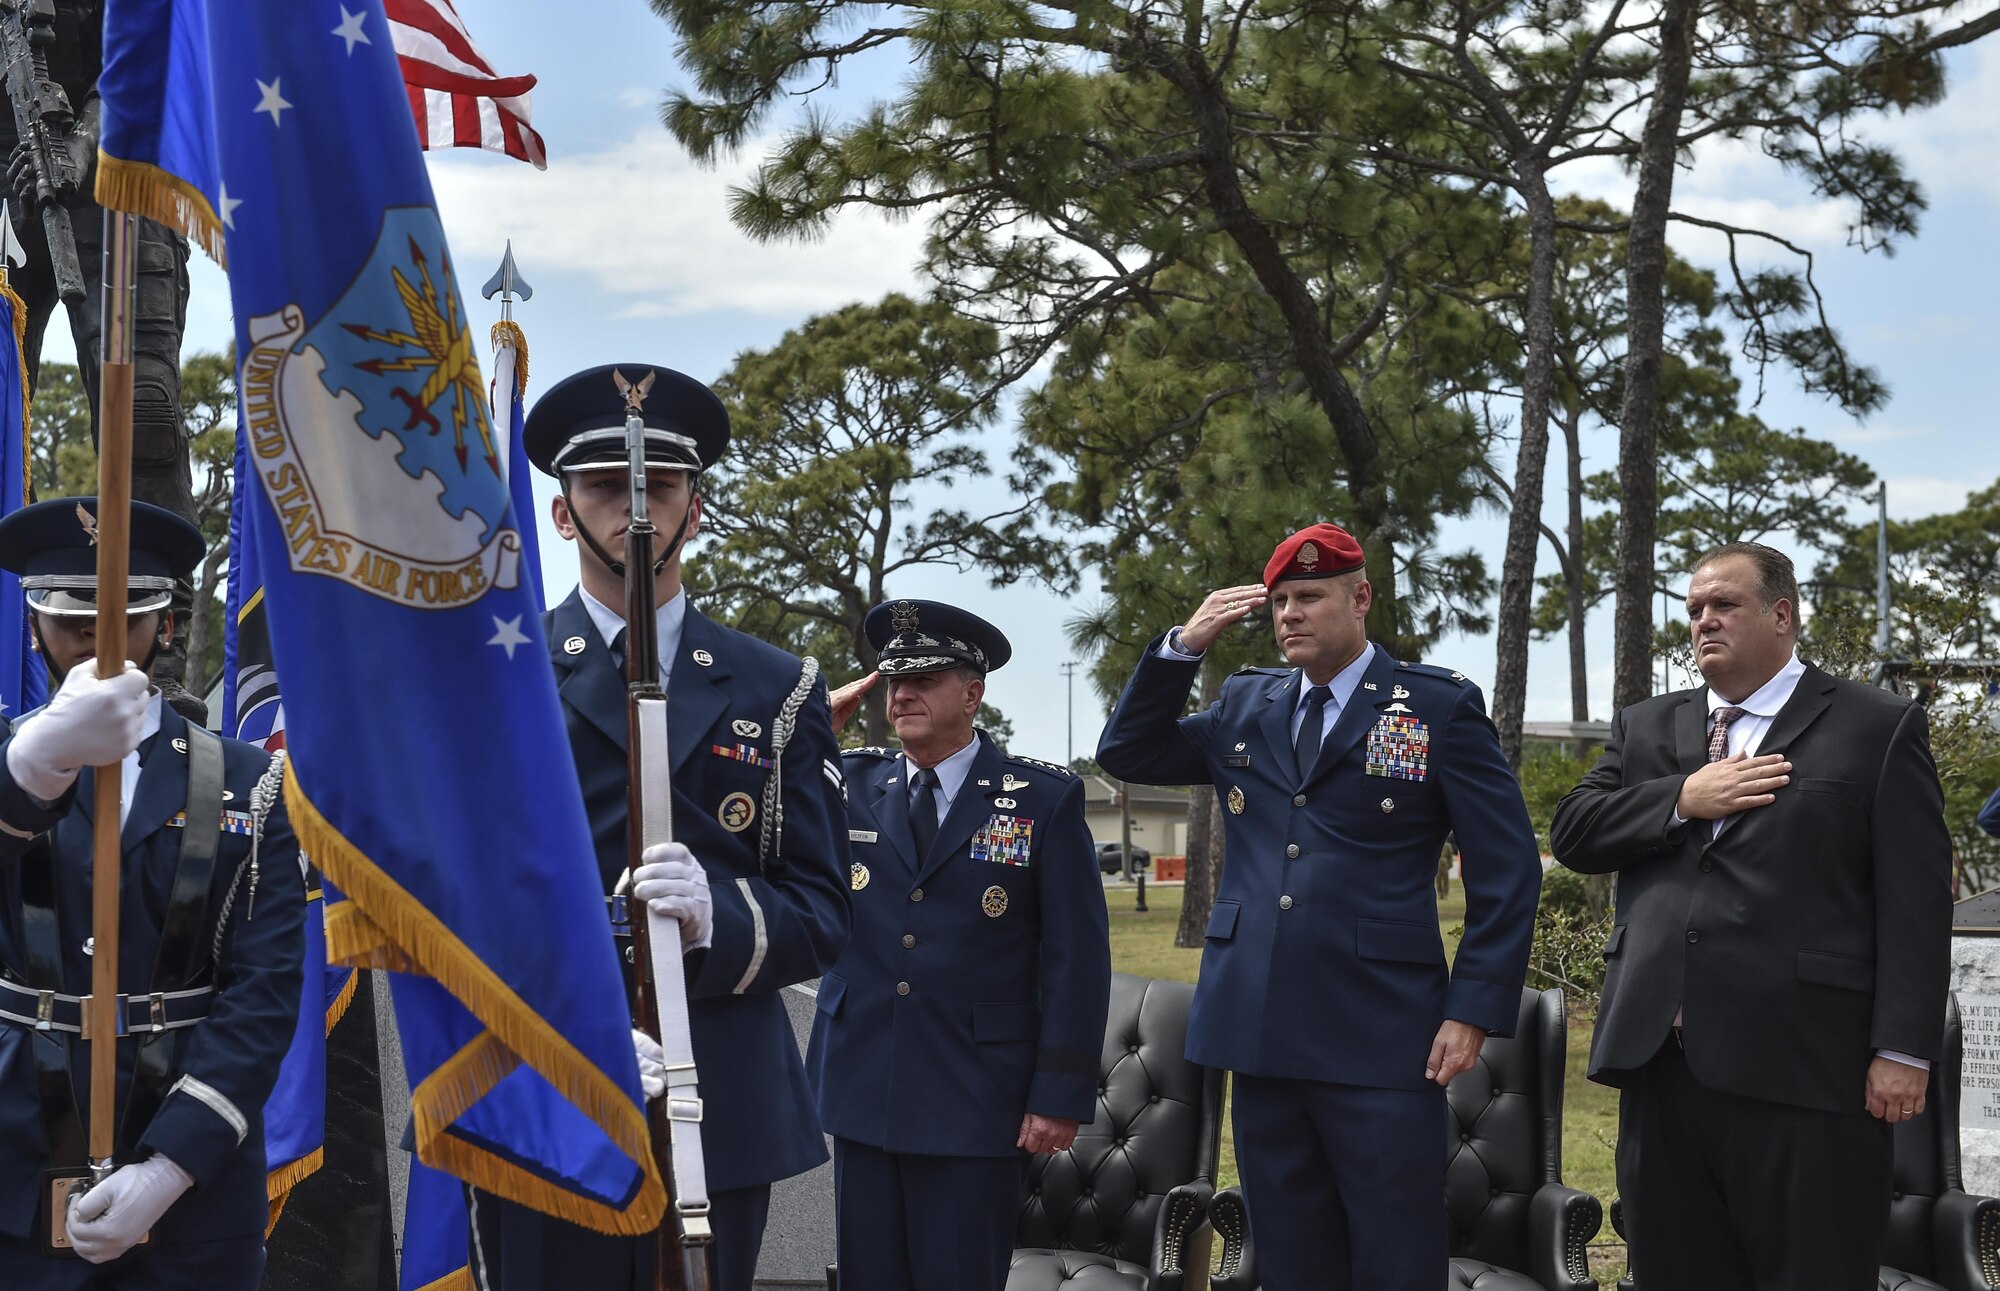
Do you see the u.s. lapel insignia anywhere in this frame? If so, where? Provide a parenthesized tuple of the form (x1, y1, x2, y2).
(718, 792, 756, 832)
(850, 862, 870, 892)
(1001, 774, 1028, 791)
(563, 635, 586, 655)
(982, 885, 1009, 917)
(995, 796, 1017, 809)
(693, 649, 714, 667)
(172, 738, 189, 753)
(1228, 786, 1246, 815)
(976, 778, 992, 787)
(732, 719, 763, 738)
(1363, 682, 1379, 691)
(1392, 684, 1410, 700)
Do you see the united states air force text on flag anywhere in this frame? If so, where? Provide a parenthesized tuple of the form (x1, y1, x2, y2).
(96, 0, 665, 1232)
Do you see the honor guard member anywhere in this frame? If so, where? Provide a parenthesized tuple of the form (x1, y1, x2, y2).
(1097, 524, 1541, 1291)
(495, 364, 851, 1291)
(810, 600, 1111, 1291)
(0, 499, 305, 1290)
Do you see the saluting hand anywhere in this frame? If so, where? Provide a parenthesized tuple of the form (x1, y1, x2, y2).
(1425, 1020, 1486, 1087)
(1675, 753, 1791, 821)
(829, 672, 877, 735)
(1178, 584, 1270, 654)
(1018, 1113, 1081, 1155)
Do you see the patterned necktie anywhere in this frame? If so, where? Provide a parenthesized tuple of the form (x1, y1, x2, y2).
(910, 767, 941, 860)
(1707, 706, 1747, 762)
(1295, 685, 1332, 781)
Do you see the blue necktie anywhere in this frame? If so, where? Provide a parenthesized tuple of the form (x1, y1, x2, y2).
(1295, 684, 1332, 781)
(910, 766, 940, 860)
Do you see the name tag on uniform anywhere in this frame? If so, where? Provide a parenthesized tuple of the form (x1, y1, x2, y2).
(971, 814, 1034, 866)
(849, 830, 878, 843)
(1365, 715, 1429, 782)
(1223, 754, 1251, 767)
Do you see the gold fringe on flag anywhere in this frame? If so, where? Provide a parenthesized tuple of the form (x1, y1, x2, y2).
(263, 903, 370, 1232)
(94, 151, 229, 266)
(286, 764, 666, 1235)
(412, 1269, 475, 1291)
(0, 267, 29, 503)
(491, 320, 528, 397)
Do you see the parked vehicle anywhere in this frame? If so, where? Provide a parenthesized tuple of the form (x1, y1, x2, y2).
(1096, 841, 1152, 875)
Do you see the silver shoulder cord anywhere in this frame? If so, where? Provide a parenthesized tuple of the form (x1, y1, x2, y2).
(757, 657, 820, 874)
(210, 751, 289, 964)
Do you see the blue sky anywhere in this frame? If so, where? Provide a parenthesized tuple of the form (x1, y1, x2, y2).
(147, 2, 2000, 759)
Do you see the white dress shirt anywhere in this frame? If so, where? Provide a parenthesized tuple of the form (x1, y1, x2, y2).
(904, 735, 981, 825)
(581, 586, 688, 688)
(120, 692, 165, 828)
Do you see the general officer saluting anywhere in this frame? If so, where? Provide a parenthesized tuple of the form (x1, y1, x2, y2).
(811, 599, 1109, 1291)
(479, 364, 850, 1291)
(0, 499, 304, 1289)
(1097, 523, 1541, 1291)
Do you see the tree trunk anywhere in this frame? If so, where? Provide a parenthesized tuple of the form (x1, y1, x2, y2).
(1175, 662, 1227, 949)
(1564, 404, 1590, 723)
(183, 538, 229, 695)
(1612, 0, 1696, 713)
(1492, 176, 1562, 769)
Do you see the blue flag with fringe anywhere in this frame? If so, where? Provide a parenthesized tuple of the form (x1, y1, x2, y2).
(0, 270, 41, 719)
(99, 0, 663, 1232)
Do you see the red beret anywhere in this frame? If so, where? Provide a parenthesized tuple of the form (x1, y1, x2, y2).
(1264, 523, 1366, 587)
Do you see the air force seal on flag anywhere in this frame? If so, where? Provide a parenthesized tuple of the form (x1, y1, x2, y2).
(240, 209, 522, 610)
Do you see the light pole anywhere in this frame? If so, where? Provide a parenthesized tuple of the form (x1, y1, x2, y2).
(1060, 661, 1078, 766)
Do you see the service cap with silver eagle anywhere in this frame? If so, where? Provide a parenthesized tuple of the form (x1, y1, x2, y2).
(522, 362, 731, 478)
(0, 497, 205, 618)
(864, 599, 1012, 677)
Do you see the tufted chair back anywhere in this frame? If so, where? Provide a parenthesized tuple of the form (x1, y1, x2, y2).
(1016, 972, 1224, 1263)
(1882, 995, 1964, 1280)
(1445, 987, 1567, 1271)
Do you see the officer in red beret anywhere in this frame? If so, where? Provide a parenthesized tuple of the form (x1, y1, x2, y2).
(1097, 522, 1542, 1291)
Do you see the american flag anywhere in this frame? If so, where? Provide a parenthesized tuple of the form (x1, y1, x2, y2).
(388, 0, 548, 169)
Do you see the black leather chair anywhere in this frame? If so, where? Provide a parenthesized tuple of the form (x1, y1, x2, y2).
(1208, 987, 1602, 1291)
(1611, 995, 2000, 1291)
(827, 972, 1225, 1291)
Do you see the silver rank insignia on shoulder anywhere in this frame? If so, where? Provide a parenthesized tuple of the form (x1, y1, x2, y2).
(1381, 798, 1395, 813)
(850, 863, 870, 892)
(563, 636, 586, 655)
(1228, 786, 1245, 815)
(995, 796, 1017, 809)
(1451, 671, 1466, 681)
(1001, 774, 1028, 791)
(1392, 684, 1410, 700)
(732, 719, 763, 738)
(982, 885, 1009, 917)
(693, 649, 715, 667)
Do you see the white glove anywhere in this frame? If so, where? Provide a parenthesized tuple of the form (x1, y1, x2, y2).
(65, 1154, 193, 1263)
(633, 842, 713, 951)
(632, 1027, 667, 1102)
(6, 663, 152, 801)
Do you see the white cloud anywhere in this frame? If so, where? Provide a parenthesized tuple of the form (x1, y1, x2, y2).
(1880, 475, 1981, 518)
(1826, 422, 1936, 445)
(424, 129, 929, 318)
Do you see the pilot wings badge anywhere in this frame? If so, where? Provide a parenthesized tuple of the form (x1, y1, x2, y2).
(239, 210, 522, 610)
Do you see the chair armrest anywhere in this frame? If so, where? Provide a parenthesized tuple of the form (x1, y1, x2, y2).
(1149, 1179, 1213, 1291)
(1208, 1185, 1258, 1291)
(1933, 1188, 2000, 1291)
(1528, 1183, 1603, 1291)
(1609, 1197, 1626, 1241)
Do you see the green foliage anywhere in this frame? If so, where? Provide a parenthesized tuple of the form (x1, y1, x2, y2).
(1517, 743, 1600, 853)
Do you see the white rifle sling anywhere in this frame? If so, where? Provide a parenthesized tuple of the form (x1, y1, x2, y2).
(635, 694, 710, 1236)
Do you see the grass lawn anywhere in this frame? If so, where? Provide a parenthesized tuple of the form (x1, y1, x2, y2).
(1103, 882, 1628, 1279)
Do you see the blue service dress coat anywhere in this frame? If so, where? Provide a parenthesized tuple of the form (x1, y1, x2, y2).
(1097, 644, 1541, 1089)
(544, 589, 852, 1191)
(0, 704, 306, 1249)
(807, 734, 1110, 1155)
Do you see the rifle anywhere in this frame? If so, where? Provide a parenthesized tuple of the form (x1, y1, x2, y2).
(0, 0, 84, 304)
(618, 369, 714, 1291)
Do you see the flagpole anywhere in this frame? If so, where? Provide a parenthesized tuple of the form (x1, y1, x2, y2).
(87, 208, 140, 1180)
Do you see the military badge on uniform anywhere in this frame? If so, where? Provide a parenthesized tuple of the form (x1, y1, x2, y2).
(563, 635, 586, 655)
(851, 863, 870, 891)
(994, 796, 1017, 809)
(732, 719, 763, 738)
(718, 791, 756, 832)
(172, 737, 189, 753)
(971, 814, 1034, 866)
(982, 885, 1009, 917)
(1228, 786, 1246, 815)
(1392, 685, 1410, 700)
(1366, 714, 1430, 782)
(711, 742, 774, 770)
(1001, 774, 1028, 791)
(1297, 541, 1320, 571)
(1381, 797, 1396, 813)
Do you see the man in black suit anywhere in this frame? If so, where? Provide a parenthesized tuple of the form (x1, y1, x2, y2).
(1551, 542, 1952, 1291)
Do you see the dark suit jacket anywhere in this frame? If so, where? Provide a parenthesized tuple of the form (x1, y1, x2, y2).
(1550, 664, 1953, 1115)
(0, 705, 305, 1241)
(545, 590, 851, 1192)
(1098, 643, 1541, 1089)
(808, 735, 1110, 1156)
